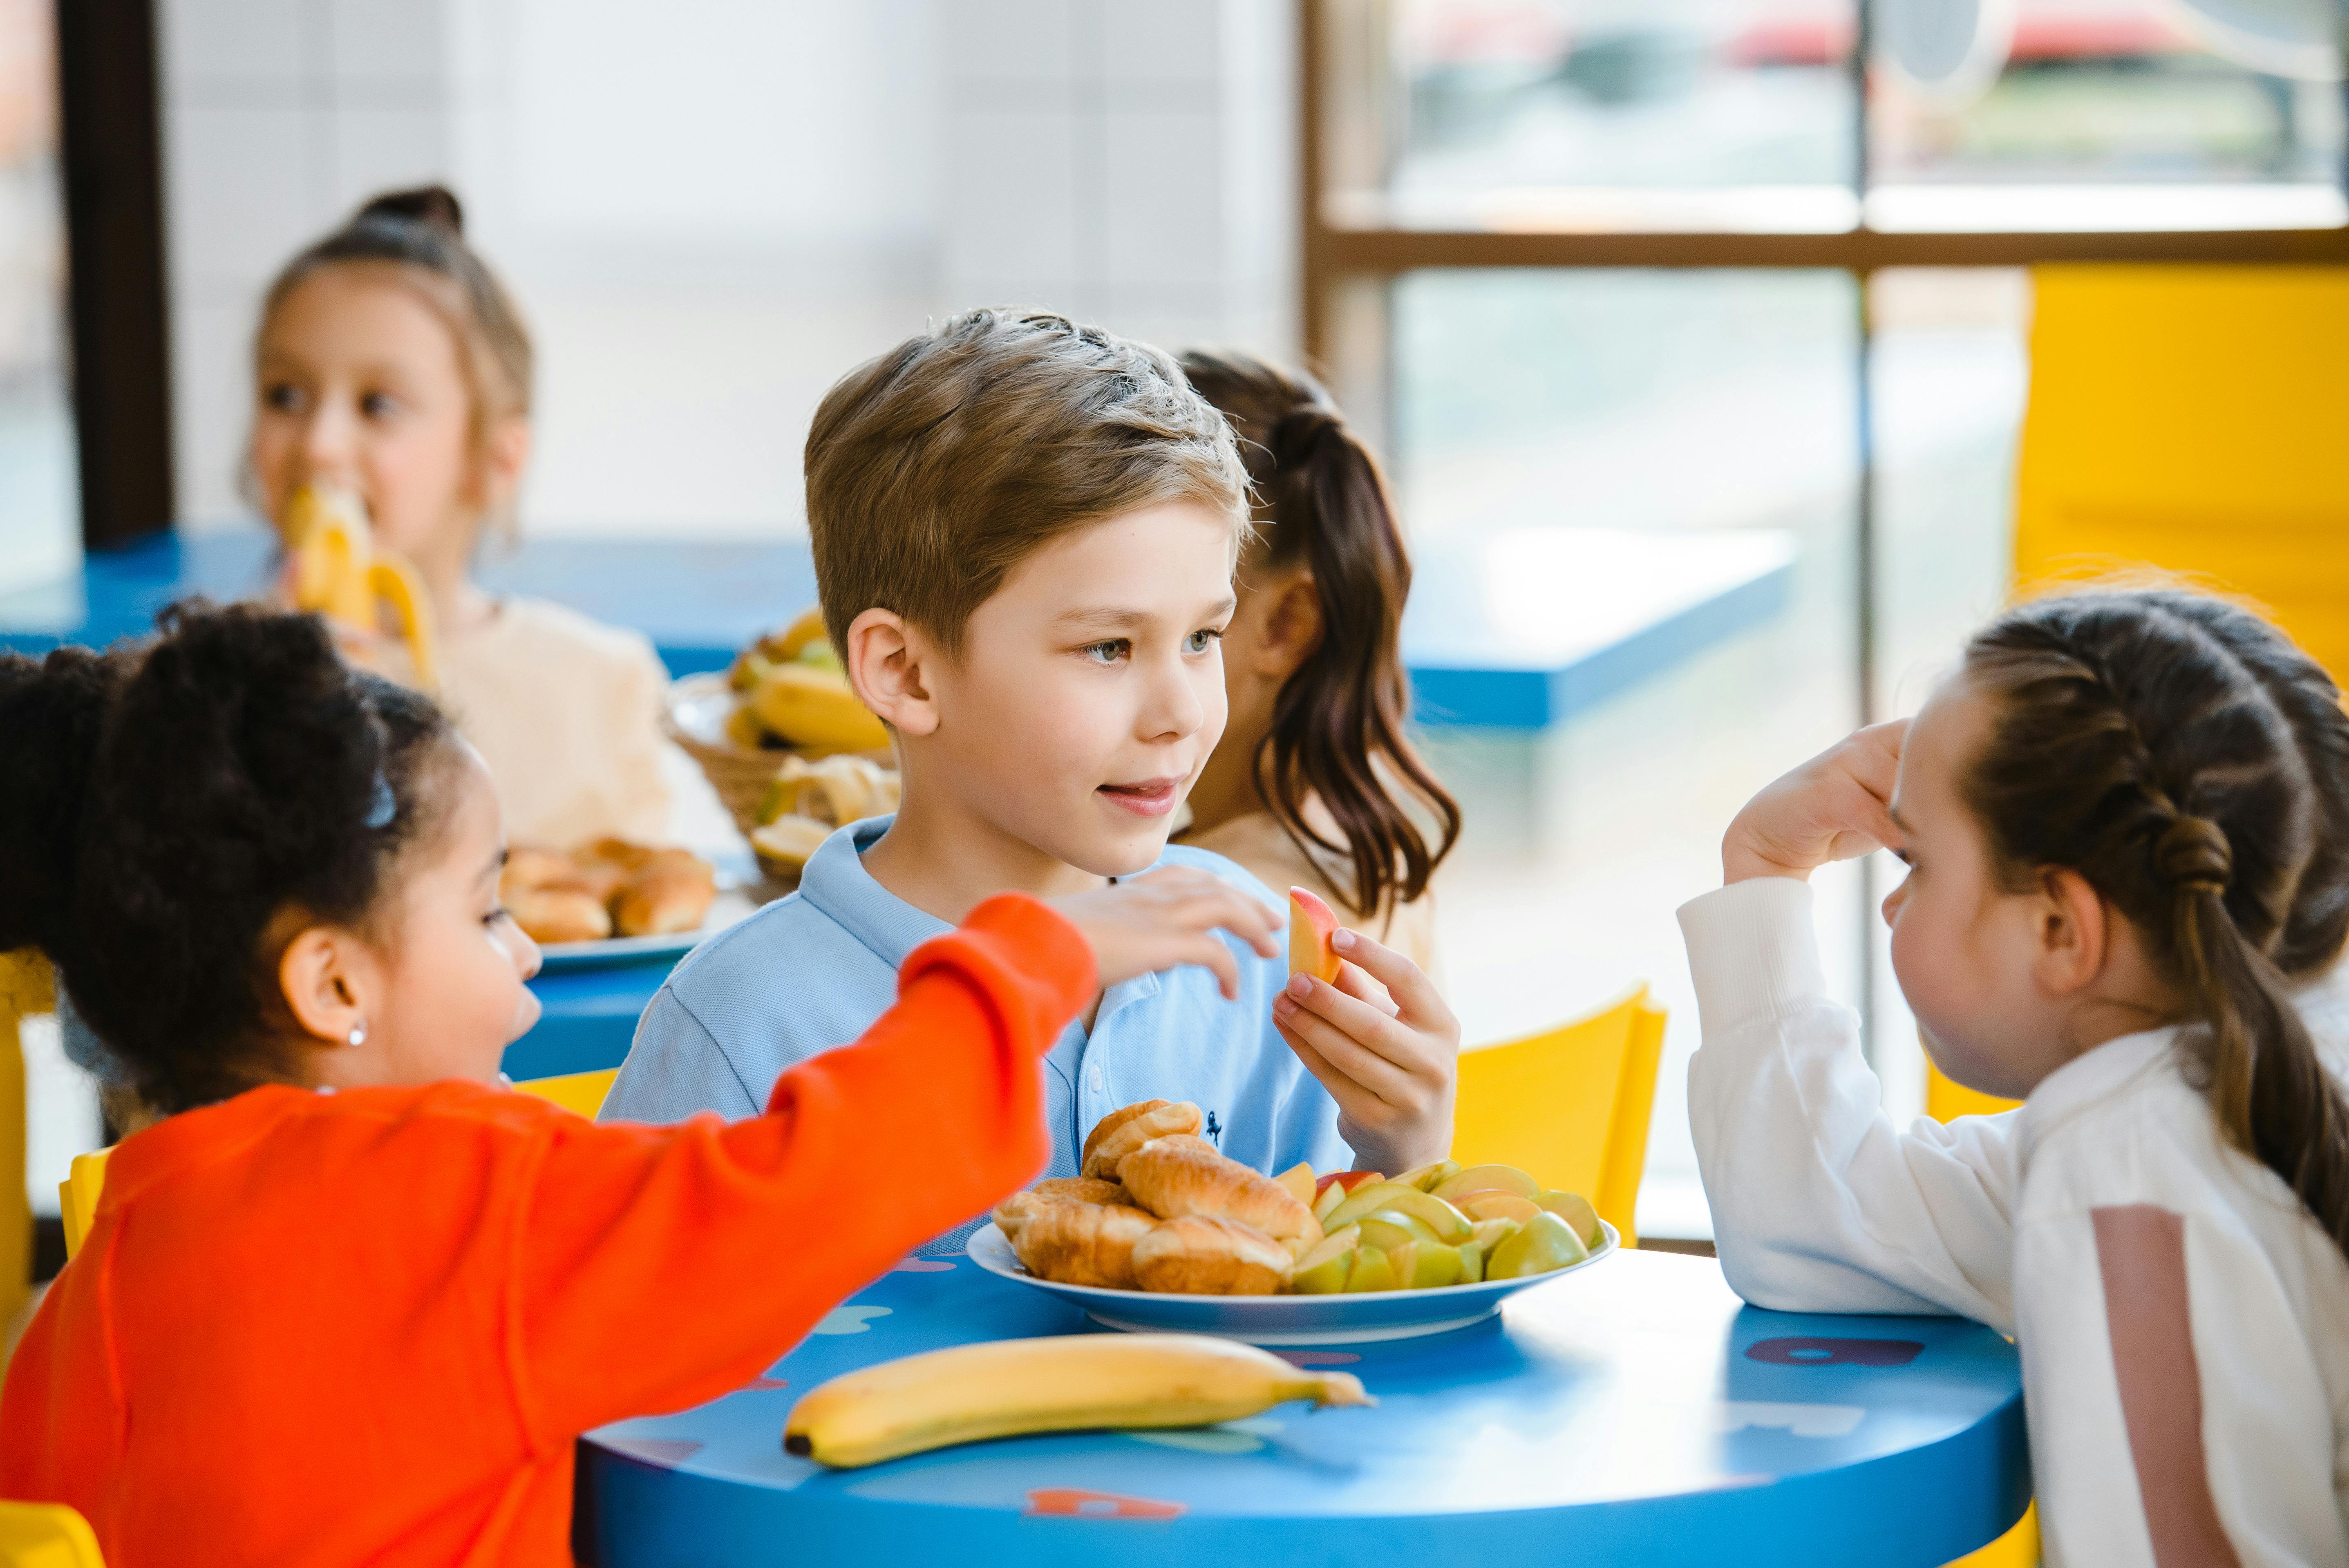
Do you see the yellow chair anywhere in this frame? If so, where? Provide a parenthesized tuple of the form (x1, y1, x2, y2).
(1, 953, 49, 1327)
(0, 1501, 103, 1568)
(1449, 984, 1666, 1247)
(58, 1151, 110, 1264)
(513, 1067, 619, 1120)
(2014, 265, 2349, 678)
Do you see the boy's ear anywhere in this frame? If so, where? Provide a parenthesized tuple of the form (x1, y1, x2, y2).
(843, 607, 939, 737)
(2030, 866, 2110, 996)
(277, 925, 371, 1046)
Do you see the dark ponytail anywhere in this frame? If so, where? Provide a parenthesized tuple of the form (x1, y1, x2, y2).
(0, 602, 458, 1114)
(1180, 350, 1461, 919)
(1963, 590, 2349, 1262)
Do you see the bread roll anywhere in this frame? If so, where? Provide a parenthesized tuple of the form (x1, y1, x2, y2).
(1132, 1215, 1291, 1295)
(1119, 1136, 1320, 1244)
(613, 868, 716, 937)
(508, 886, 611, 945)
(1011, 1201, 1159, 1289)
(1081, 1099, 1204, 1180)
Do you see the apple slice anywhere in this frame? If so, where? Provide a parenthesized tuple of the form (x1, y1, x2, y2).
(1322, 1181, 1422, 1232)
(1315, 1169, 1385, 1196)
(1486, 1211, 1588, 1279)
(1456, 1240, 1486, 1284)
(1389, 1239, 1464, 1291)
(1311, 1181, 1349, 1224)
(1274, 1161, 1317, 1208)
(1342, 1246, 1399, 1293)
(1432, 1163, 1540, 1202)
(1371, 1188, 1474, 1245)
(1356, 1212, 1440, 1253)
(1455, 1192, 1542, 1225)
(1470, 1216, 1521, 1252)
(1291, 1247, 1354, 1295)
(1534, 1190, 1605, 1250)
(1288, 886, 1342, 984)
(1394, 1158, 1461, 1193)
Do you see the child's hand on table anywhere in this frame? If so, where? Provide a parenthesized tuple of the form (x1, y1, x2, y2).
(1273, 928, 1459, 1176)
(1048, 868, 1281, 1000)
(1721, 718, 1908, 884)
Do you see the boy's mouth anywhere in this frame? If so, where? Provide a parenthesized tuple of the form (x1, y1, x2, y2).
(1097, 777, 1183, 818)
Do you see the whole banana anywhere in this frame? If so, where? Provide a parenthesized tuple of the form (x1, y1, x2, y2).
(783, 1333, 1373, 1468)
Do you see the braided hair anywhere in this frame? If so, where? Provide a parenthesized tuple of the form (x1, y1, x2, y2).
(1179, 350, 1461, 919)
(0, 602, 459, 1113)
(1962, 588, 2349, 1257)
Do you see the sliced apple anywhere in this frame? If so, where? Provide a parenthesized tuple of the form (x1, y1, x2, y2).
(1388, 1239, 1464, 1291)
(1311, 1181, 1349, 1224)
(1534, 1190, 1605, 1250)
(1294, 1225, 1360, 1273)
(1288, 886, 1342, 984)
(1322, 1181, 1422, 1232)
(1274, 1161, 1317, 1208)
(1456, 1192, 1542, 1225)
(1432, 1163, 1540, 1202)
(1456, 1240, 1486, 1284)
(1291, 1247, 1354, 1295)
(1356, 1212, 1440, 1253)
(1371, 1188, 1474, 1245)
(1486, 1211, 1589, 1279)
(1315, 1168, 1384, 1196)
(1343, 1247, 1399, 1293)
(1470, 1216, 1521, 1253)
(1393, 1158, 1461, 1193)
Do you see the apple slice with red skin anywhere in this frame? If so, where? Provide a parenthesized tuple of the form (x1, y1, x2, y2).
(1315, 1170, 1385, 1196)
(1274, 1162, 1317, 1208)
(1288, 886, 1342, 984)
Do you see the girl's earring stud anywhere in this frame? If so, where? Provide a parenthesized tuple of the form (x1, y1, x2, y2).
(348, 1021, 368, 1047)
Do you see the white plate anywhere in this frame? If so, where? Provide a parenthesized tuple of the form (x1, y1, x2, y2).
(535, 889, 759, 972)
(966, 1219, 1618, 1345)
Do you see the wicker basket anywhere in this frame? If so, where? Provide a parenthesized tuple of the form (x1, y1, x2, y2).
(663, 673, 896, 839)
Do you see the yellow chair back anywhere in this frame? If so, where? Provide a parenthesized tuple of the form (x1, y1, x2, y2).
(1450, 984, 1666, 1247)
(1926, 1060, 2019, 1123)
(0, 1501, 104, 1568)
(513, 1067, 619, 1120)
(0, 953, 49, 1326)
(58, 1150, 110, 1264)
(2013, 265, 2349, 678)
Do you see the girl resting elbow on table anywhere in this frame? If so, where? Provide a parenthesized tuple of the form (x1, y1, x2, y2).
(250, 183, 707, 850)
(1173, 351, 1460, 977)
(0, 602, 1279, 1567)
(1682, 586, 2349, 1566)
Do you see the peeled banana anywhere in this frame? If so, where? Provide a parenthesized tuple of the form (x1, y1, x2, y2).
(283, 485, 439, 689)
(782, 1332, 1373, 1468)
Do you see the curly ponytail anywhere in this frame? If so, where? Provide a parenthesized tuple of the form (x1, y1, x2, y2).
(1179, 350, 1461, 919)
(1963, 590, 2349, 1261)
(2, 602, 459, 1113)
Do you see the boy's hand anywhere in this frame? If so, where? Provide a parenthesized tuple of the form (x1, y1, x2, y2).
(1721, 719, 1907, 884)
(1047, 868, 1280, 1001)
(1273, 927, 1459, 1176)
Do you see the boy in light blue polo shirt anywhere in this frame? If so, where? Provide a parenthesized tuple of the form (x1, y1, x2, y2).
(603, 310, 1460, 1248)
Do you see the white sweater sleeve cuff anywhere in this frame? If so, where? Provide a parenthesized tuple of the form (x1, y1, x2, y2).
(1676, 877, 1830, 1039)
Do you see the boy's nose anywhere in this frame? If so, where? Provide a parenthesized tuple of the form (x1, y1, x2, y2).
(1140, 658, 1210, 740)
(1880, 881, 1908, 927)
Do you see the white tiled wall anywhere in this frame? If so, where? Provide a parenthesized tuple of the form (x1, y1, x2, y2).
(158, 0, 1299, 535)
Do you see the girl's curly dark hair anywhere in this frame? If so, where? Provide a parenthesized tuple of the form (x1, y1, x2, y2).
(0, 601, 457, 1113)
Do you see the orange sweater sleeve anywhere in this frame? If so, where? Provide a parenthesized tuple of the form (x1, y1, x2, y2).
(510, 892, 1092, 1445)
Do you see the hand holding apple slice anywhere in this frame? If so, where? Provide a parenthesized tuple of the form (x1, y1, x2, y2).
(1288, 886, 1343, 984)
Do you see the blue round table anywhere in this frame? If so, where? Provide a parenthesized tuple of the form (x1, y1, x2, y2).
(575, 1250, 2029, 1567)
(504, 960, 673, 1080)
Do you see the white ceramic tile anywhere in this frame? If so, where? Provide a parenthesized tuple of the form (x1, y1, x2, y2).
(163, 103, 329, 289)
(169, 297, 263, 528)
(1100, 0, 1221, 89)
(159, 0, 310, 92)
(328, 0, 448, 93)
(327, 107, 454, 214)
(937, 0, 1074, 87)
(1099, 105, 1228, 289)
(940, 105, 1078, 296)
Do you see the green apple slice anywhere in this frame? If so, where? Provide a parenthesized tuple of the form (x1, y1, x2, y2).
(1456, 1240, 1485, 1284)
(1355, 1212, 1439, 1253)
(1343, 1247, 1399, 1293)
(1291, 1247, 1354, 1295)
(1393, 1158, 1461, 1193)
(1486, 1211, 1589, 1279)
(1432, 1163, 1540, 1201)
(1389, 1239, 1464, 1290)
(1372, 1188, 1474, 1244)
(1533, 1191, 1604, 1250)
(1470, 1216, 1521, 1252)
(1322, 1181, 1423, 1232)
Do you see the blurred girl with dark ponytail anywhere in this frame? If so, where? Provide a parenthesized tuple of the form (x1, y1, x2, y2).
(249, 185, 691, 850)
(0, 602, 1263, 1564)
(1684, 586, 2349, 1561)
(1175, 351, 1460, 973)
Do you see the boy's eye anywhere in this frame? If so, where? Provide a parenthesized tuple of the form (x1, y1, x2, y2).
(360, 391, 400, 420)
(262, 382, 307, 414)
(1185, 628, 1224, 655)
(1081, 639, 1131, 665)
(485, 906, 512, 929)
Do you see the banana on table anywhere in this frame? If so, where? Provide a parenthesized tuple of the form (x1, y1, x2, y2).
(283, 486, 439, 689)
(784, 1333, 1372, 1468)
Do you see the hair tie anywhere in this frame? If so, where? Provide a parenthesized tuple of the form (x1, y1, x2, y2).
(363, 772, 398, 830)
(2156, 814, 2231, 896)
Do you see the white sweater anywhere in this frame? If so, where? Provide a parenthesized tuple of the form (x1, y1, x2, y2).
(1681, 877, 2349, 1568)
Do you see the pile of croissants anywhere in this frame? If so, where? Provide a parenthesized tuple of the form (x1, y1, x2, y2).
(500, 839, 717, 946)
(993, 1100, 1320, 1295)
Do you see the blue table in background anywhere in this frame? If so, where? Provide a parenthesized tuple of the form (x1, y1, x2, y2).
(575, 1250, 2029, 1568)
(0, 526, 1795, 730)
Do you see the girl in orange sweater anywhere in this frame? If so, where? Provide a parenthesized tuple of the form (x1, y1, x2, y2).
(0, 602, 1276, 1566)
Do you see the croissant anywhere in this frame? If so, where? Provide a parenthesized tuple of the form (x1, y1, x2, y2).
(990, 1177, 1132, 1241)
(1119, 1136, 1320, 1245)
(1011, 1201, 1159, 1289)
(1131, 1215, 1292, 1295)
(1081, 1099, 1204, 1180)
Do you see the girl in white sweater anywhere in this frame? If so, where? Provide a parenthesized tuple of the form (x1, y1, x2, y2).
(1682, 587, 2349, 1566)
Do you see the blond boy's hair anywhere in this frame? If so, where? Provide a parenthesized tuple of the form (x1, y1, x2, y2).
(805, 309, 1250, 655)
